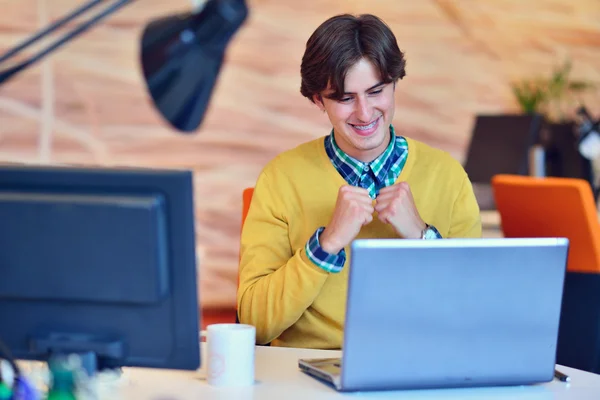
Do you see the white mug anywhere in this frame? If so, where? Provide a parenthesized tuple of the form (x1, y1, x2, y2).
(206, 323, 256, 387)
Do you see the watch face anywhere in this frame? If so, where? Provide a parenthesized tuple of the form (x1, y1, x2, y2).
(424, 227, 438, 239)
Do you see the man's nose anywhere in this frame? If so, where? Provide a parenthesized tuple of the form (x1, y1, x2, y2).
(354, 96, 372, 122)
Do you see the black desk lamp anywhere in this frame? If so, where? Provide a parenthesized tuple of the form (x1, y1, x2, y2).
(0, 0, 248, 132)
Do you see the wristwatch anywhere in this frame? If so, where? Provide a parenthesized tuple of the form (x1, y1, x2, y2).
(421, 224, 438, 239)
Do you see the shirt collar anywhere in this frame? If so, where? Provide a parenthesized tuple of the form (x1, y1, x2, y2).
(325, 125, 402, 186)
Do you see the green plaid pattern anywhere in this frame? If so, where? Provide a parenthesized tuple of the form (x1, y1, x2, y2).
(327, 125, 408, 199)
(305, 126, 410, 272)
(305, 227, 345, 273)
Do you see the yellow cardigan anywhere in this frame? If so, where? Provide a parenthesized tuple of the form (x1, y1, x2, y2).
(237, 136, 482, 349)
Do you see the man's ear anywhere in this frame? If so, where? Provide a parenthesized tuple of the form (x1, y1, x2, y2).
(313, 94, 325, 111)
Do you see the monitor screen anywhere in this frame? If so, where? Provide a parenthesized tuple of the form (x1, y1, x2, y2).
(0, 165, 200, 371)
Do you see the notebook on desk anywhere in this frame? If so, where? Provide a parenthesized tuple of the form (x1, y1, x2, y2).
(298, 238, 569, 392)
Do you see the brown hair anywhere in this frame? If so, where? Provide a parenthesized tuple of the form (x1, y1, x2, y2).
(300, 14, 406, 103)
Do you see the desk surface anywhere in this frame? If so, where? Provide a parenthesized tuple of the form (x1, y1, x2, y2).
(118, 343, 600, 400)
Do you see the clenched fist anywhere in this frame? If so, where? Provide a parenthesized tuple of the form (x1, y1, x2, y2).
(375, 182, 426, 239)
(319, 185, 374, 254)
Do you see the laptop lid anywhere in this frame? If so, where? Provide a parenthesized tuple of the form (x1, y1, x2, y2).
(340, 238, 569, 392)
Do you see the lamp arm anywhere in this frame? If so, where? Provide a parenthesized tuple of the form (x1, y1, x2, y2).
(0, 0, 106, 65)
(0, 0, 136, 85)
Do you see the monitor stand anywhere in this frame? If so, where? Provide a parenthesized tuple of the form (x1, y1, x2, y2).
(31, 332, 124, 376)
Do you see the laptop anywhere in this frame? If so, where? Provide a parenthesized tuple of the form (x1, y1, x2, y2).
(299, 237, 569, 392)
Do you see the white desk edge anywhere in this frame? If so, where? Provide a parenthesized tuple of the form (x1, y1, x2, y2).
(116, 342, 600, 400)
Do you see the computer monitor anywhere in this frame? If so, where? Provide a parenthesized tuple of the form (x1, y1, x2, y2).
(0, 164, 200, 372)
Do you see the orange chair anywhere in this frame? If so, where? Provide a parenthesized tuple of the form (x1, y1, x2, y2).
(236, 187, 254, 324)
(492, 174, 600, 273)
(492, 174, 600, 373)
(241, 187, 254, 231)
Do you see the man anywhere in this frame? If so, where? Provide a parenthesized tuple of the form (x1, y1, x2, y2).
(237, 14, 481, 349)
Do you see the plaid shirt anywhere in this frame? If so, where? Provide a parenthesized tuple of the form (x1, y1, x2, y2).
(305, 126, 441, 273)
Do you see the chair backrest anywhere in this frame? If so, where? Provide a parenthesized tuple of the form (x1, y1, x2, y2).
(241, 187, 254, 230)
(492, 174, 600, 273)
(236, 187, 254, 325)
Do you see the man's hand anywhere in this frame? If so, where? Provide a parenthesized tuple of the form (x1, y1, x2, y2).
(375, 182, 426, 239)
(319, 185, 374, 254)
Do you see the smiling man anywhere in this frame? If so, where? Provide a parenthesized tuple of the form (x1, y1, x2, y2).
(237, 14, 482, 349)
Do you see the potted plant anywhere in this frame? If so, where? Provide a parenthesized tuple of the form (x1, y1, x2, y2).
(511, 77, 548, 115)
(510, 60, 596, 182)
(511, 59, 595, 120)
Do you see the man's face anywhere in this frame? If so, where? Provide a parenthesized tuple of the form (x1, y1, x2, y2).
(314, 58, 396, 163)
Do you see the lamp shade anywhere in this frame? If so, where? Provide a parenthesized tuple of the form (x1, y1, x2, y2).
(140, 0, 248, 132)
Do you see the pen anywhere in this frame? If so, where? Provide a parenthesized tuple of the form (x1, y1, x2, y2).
(554, 369, 570, 382)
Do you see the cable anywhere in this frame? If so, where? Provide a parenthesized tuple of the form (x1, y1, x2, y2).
(0, 0, 105, 65)
(0, 0, 136, 85)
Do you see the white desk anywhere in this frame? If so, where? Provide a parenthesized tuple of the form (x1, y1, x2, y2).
(118, 343, 600, 399)
(480, 210, 502, 228)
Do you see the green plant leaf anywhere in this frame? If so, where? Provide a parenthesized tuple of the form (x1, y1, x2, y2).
(568, 80, 595, 91)
(511, 79, 548, 113)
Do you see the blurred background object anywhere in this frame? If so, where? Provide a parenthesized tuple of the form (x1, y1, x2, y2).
(140, 0, 248, 132)
(575, 106, 600, 162)
(464, 58, 599, 210)
(0, 0, 249, 132)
